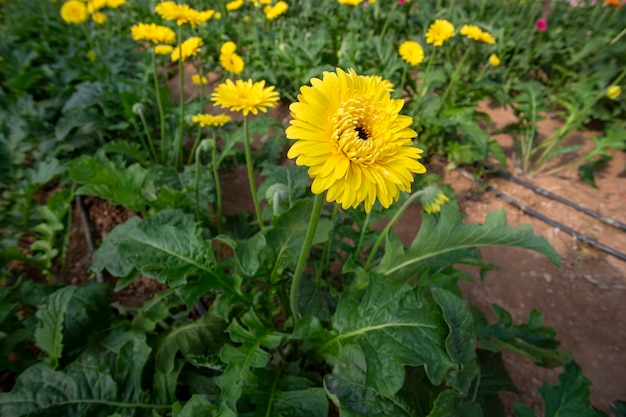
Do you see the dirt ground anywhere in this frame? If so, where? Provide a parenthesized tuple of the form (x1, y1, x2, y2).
(59, 71, 625, 415)
(440, 103, 626, 414)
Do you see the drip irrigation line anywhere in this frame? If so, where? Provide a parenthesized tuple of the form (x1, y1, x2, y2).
(76, 195, 104, 283)
(457, 169, 626, 263)
(481, 163, 626, 232)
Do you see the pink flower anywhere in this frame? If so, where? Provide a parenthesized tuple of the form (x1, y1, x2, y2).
(536, 19, 548, 32)
(398, 0, 407, 4)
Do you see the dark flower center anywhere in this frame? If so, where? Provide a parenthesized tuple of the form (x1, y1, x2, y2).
(355, 125, 369, 141)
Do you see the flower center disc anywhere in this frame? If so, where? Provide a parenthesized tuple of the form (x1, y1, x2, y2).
(332, 97, 386, 165)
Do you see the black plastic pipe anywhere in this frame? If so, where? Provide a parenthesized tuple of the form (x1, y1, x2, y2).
(457, 169, 626, 263)
(482, 163, 626, 232)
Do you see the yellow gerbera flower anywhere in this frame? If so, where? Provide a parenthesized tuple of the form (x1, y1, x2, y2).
(398, 40, 424, 66)
(220, 53, 245, 74)
(479, 31, 496, 44)
(425, 19, 455, 46)
(106, 0, 125, 8)
(489, 53, 500, 66)
(155, 1, 213, 27)
(364, 75, 394, 93)
(607, 85, 622, 100)
(60, 0, 88, 24)
(211, 79, 279, 116)
(87, 0, 106, 13)
(459, 24, 482, 41)
(220, 41, 237, 55)
(264, 1, 288, 19)
(171, 36, 203, 62)
(226, 0, 244, 10)
(192, 74, 208, 85)
(338, 0, 363, 5)
(154, 44, 174, 55)
(91, 11, 106, 23)
(131, 23, 176, 44)
(192, 113, 232, 127)
(286, 68, 426, 212)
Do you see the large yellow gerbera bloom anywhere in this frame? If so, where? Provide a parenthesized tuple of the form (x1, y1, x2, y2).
(60, 0, 88, 24)
(398, 40, 424, 66)
(286, 68, 426, 212)
(211, 79, 279, 116)
(425, 19, 455, 46)
(264, 1, 288, 19)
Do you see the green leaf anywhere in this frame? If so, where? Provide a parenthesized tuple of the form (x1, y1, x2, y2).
(378, 201, 561, 279)
(322, 273, 459, 414)
(155, 313, 227, 375)
(174, 395, 219, 417)
(93, 210, 243, 298)
(217, 310, 286, 417)
(472, 350, 519, 417)
(34, 285, 76, 369)
(68, 154, 148, 213)
(473, 304, 570, 367)
(431, 287, 478, 395)
(513, 362, 604, 417)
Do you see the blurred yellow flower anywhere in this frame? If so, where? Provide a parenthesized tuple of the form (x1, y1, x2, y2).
(192, 74, 208, 85)
(60, 0, 88, 24)
(607, 85, 622, 100)
(338, 0, 363, 5)
(211, 79, 279, 116)
(226, 0, 244, 10)
(426, 19, 455, 46)
(154, 44, 174, 54)
(214, 12, 222, 19)
(155, 1, 213, 27)
(488, 53, 501, 66)
(131, 23, 176, 44)
(192, 114, 232, 127)
(87, 0, 106, 13)
(220, 41, 237, 55)
(220, 52, 245, 74)
(171, 36, 203, 62)
(460, 24, 496, 44)
(87, 50, 97, 61)
(398, 40, 424, 66)
(106, 0, 125, 8)
(264, 1, 288, 19)
(91, 11, 106, 23)
(286, 68, 426, 212)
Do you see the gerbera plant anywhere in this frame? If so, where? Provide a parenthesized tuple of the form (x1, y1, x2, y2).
(211, 78, 280, 227)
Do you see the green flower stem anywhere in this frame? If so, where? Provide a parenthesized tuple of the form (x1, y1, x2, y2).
(364, 191, 424, 271)
(188, 126, 203, 166)
(290, 193, 325, 322)
(176, 26, 185, 169)
(243, 115, 264, 228)
(316, 204, 340, 288)
(439, 45, 471, 107)
(152, 49, 167, 164)
(194, 145, 203, 224)
(379, 0, 397, 38)
(418, 48, 437, 100)
(187, 68, 206, 165)
(354, 210, 371, 258)
(211, 133, 223, 237)
(399, 62, 408, 97)
(136, 107, 158, 162)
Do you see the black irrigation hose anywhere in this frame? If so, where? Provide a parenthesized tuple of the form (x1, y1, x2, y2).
(457, 169, 626, 263)
(76, 195, 104, 283)
(481, 163, 626, 232)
